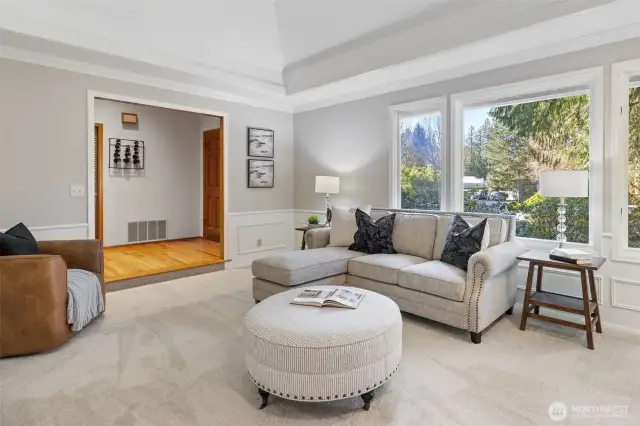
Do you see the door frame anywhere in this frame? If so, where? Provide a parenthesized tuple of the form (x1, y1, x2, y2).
(94, 122, 104, 240)
(86, 91, 229, 259)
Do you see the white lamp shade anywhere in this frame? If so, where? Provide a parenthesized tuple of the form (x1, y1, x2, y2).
(315, 176, 340, 194)
(539, 170, 589, 198)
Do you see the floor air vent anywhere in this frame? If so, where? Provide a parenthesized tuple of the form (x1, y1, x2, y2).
(127, 220, 168, 243)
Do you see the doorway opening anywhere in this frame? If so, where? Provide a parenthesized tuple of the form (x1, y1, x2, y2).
(89, 93, 228, 286)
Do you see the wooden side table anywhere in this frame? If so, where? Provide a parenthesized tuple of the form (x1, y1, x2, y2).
(517, 251, 606, 350)
(295, 226, 311, 250)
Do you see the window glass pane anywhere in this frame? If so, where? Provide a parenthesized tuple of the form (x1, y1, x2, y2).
(463, 94, 590, 243)
(400, 113, 441, 210)
(629, 86, 640, 248)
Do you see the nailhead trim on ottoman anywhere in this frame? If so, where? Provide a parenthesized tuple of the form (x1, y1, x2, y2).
(244, 287, 403, 404)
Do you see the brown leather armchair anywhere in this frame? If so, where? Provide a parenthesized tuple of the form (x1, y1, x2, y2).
(0, 240, 104, 357)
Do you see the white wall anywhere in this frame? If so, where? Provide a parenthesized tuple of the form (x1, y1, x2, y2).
(95, 99, 216, 247)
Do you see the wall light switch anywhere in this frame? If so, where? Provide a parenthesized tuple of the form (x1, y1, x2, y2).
(70, 185, 85, 197)
(256, 238, 262, 248)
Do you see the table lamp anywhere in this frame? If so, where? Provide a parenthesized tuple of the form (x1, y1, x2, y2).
(315, 176, 340, 225)
(539, 170, 589, 248)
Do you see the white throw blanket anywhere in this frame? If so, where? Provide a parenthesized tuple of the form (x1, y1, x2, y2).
(67, 269, 105, 331)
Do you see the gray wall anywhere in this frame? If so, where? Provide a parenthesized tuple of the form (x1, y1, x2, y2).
(294, 37, 640, 236)
(96, 99, 215, 246)
(0, 59, 293, 229)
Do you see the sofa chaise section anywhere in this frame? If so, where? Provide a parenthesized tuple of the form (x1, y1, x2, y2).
(251, 247, 365, 301)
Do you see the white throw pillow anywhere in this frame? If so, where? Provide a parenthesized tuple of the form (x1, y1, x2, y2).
(481, 222, 491, 251)
(329, 205, 372, 247)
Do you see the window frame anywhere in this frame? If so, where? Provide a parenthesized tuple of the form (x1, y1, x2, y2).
(389, 97, 447, 210)
(611, 59, 640, 263)
(449, 68, 604, 253)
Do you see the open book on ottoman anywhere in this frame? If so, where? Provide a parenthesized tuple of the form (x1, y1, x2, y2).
(290, 288, 365, 309)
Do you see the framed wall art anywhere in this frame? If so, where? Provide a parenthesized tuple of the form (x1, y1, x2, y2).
(248, 159, 274, 188)
(248, 127, 274, 158)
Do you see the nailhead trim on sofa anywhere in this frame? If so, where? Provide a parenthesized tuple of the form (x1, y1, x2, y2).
(468, 261, 488, 332)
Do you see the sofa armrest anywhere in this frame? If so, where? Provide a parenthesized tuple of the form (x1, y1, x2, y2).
(465, 241, 527, 333)
(304, 227, 331, 249)
(0, 255, 71, 356)
(38, 240, 103, 275)
(467, 241, 527, 281)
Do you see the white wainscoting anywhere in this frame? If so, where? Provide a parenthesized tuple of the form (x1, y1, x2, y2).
(227, 210, 296, 268)
(0, 224, 89, 241)
(611, 278, 640, 313)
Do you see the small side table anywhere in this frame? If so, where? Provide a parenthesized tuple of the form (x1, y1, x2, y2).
(517, 250, 606, 350)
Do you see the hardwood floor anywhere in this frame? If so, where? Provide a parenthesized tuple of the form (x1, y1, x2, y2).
(104, 238, 225, 283)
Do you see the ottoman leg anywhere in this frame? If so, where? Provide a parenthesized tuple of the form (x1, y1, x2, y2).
(361, 390, 375, 411)
(258, 388, 270, 409)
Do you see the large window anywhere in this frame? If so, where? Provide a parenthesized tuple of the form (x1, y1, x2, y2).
(391, 69, 602, 250)
(612, 62, 640, 261)
(462, 94, 591, 244)
(628, 83, 640, 248)
(390, 98, 445, 210)
(399, 112, 442, 210)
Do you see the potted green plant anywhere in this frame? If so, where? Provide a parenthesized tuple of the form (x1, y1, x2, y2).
(307, 214, 320, 228)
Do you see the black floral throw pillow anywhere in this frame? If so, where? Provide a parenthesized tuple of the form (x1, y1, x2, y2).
(440, 215, 487, 271)
(349, 209, 397, 254)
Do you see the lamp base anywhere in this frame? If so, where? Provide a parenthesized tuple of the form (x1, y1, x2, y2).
(556, 197, 568, 249)
(324, 194, 332, 226)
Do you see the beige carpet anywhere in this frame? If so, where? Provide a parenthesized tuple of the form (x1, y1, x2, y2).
(1, 269, 639, 426)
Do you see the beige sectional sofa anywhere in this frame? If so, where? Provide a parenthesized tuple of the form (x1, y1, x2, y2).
(252, 209, 527, 343)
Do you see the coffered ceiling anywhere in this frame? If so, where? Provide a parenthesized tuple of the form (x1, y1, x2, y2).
(0, 0, 634, 111)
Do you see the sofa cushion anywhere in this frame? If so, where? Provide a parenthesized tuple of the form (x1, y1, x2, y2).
(329, 205, 372, 247)
(0, 222, 38, 256)
(440, 216, 487, 271)
(252, 247, 365, 286)
(434, 215, 505, 259)
(348, 253, 425, 285)
(399, 261, 467, 302)
(392, 214, 438, 260)
(349, 209, 396, 254)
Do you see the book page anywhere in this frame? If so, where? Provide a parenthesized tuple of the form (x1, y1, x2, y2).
(291, 288, 335, 305)
(327, 289, 364, 308)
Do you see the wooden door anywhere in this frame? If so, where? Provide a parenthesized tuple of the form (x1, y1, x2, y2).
(94, 123, 104, 240)
(203, 125, 224, 257)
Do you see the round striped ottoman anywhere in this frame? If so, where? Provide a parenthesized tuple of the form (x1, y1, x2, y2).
(243, 286, 402, 411)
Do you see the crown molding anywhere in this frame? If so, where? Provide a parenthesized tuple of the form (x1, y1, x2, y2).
(0, 45, 293, 113)
(289, 0, 640, 112)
